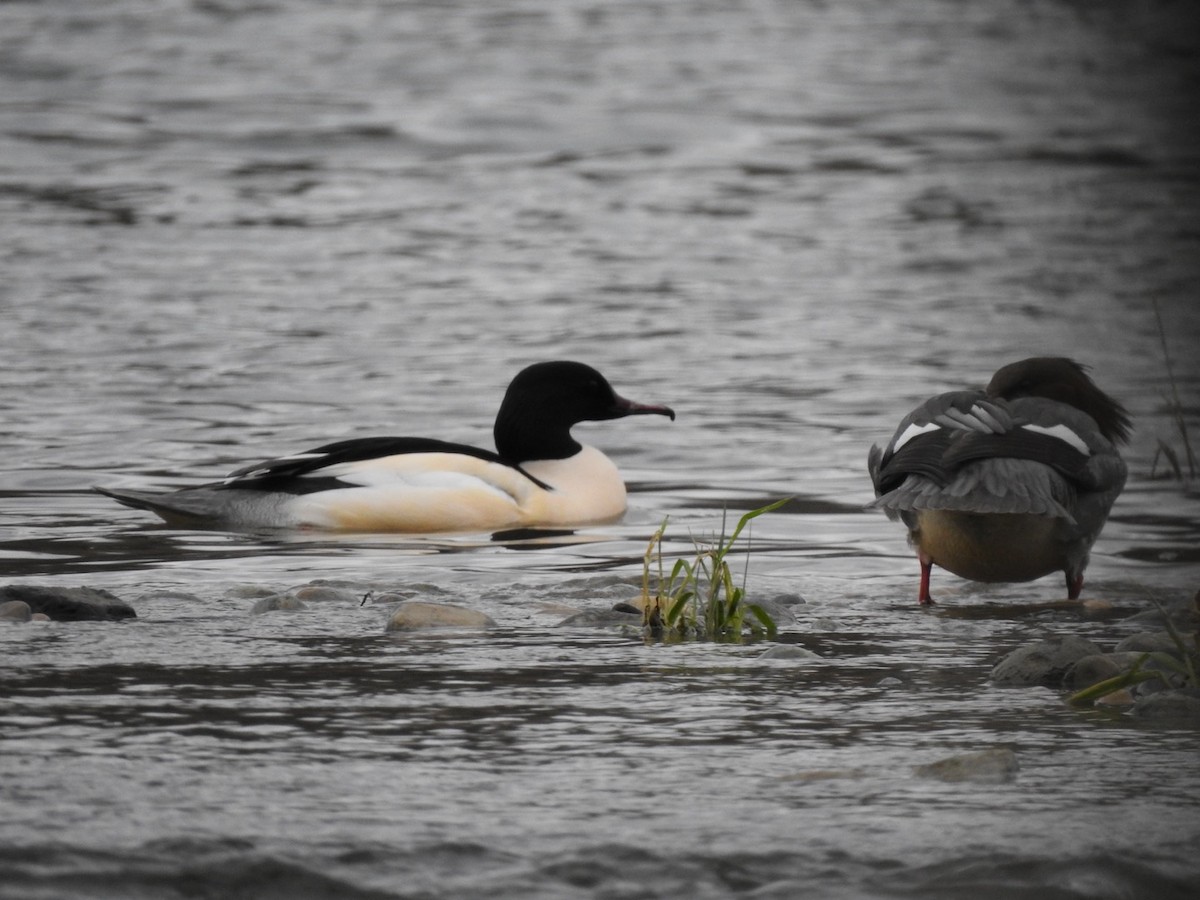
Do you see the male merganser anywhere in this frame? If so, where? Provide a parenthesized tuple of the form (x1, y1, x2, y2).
(96, 361, 675, 532)
(868, 357, 1131, 605)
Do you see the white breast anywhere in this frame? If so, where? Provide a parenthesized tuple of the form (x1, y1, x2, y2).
(521, 444, 629, 526)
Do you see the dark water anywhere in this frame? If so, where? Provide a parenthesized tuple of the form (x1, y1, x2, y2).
(3, 1, 1200, 897)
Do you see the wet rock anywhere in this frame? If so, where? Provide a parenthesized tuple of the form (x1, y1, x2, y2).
(757, 644, 821, 661)
(384, 601, 495, 632)
(0, 585, 135, 622)
(226, 584, 279, 600)
(1131, 690, 1200, 722)
(914, 748, 1019, 784)
(250, 594, 307, 614)
(990, 634, 1102, 687)
(1114, 631, 1187, 656)
(293, 585, 359, 603)
(1133, 654, 1192, 695)
(749, 597, 799, 626)
(557, 607, 642, 628)
(0, 600, 32, 623)
(1095, 688, 1136, 708)
(769, 592, 807, 607)
(1064, 652, 1144, 690)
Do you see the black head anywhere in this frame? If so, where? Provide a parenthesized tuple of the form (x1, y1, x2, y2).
(986, 357, 1132, 445)
(493, 361, 675, 462)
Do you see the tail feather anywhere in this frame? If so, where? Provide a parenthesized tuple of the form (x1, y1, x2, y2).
(94, 486, 227, 526)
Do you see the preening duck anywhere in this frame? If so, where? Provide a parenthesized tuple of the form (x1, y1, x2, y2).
(868, 357, 1130, 605)
(96, 361, 675, 533)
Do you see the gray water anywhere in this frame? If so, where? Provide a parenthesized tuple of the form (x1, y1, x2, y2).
(2, 1, 1200, 897)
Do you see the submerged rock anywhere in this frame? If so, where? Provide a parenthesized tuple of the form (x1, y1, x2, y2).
(249, 594, 307, 615)
(1132, 689, 1200, 723)
(558, 607, 642, 628)
(757, 644, 821, 661)
(1114, 631, 1187, 656)
(990, 634, 1102, 687)
(292, 585, 360, 604)
(384, 601, 495, 632)
(1064, 652, 1144, 690)
(0, 585, 135, 622)
(914, 748, 1019, 784)
(0, 600, 32, 623)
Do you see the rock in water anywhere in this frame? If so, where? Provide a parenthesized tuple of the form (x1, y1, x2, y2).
(0, 585, 135, 622)
(914, 748, 1019, 784)
(249, 594, 308, 614)
(990, 634, 1102, 687)
(384, 601, 495, 632)
(0, 600, 33, 623)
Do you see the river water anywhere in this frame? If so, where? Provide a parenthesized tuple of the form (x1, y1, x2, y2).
(2, 1, 1199, 897)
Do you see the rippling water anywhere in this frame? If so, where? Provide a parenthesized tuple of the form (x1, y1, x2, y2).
(2, 1, 1199, 897)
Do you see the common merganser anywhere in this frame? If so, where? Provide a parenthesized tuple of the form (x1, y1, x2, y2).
(96, 361, 675, 533)
(868, 357, 1131, 605)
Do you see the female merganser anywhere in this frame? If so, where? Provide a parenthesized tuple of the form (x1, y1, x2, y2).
(868, 357, 1131, 605)
(96, 361, 675, 533)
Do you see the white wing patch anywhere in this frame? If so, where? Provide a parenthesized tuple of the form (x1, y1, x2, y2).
(892, 421, 940, 452)
(1020, 423, 1091, 455)
(306, 453, 537, 505)
(224, 452, 329, 483)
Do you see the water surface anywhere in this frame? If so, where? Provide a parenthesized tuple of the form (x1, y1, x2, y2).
(2, 1, 1199, 897)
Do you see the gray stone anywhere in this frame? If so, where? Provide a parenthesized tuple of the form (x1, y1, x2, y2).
(558, 608, 642, 628)
(768, 592, 807, 607)
(1132, 690, 1200, 722)
(914, 748, 1019, 784)
(384, 601, 495, 632)
(249, 594, 307, 614)
(1114, 631, 1188, 656)
(0, 600, 32, 623)
(0, 585, 135, 622)
(748, 598, 799, 626)
(1064, 652, 1145, 690)
(990, 635, 1103, 687)
(293, 585, 359, 603)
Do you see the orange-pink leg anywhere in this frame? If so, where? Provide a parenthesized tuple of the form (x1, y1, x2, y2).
(918, 551, 935, 606)
(1066, 570, 1083, 600)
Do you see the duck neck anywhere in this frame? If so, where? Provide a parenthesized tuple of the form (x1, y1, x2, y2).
(494, 407, 581, 464)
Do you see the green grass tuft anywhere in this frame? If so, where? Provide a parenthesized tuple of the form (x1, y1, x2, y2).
(641, 498, 789, 643)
